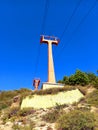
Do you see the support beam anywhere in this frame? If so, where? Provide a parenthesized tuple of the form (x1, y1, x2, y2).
(40, 35, 59, 83)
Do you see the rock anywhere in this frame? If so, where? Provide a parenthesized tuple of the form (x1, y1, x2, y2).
(78, 103, 90, 109)
(5, 121, 13, 126)
(10, 102, 20, 109)
(63, 105, 74, 113)
(0, 121, 13, 130)
(0, 119, 3, 125)
(0, 125, 5, 130)
(91, 106, 98, 113)
(86, 87, 96, 94)
(37, 121, 46, 127)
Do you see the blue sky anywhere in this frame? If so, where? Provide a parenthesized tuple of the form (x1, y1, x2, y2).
(0, 0, 98, 90)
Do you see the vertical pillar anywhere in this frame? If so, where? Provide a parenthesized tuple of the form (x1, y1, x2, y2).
(48, 41, 56, 83)
(40, 35, 59, 84)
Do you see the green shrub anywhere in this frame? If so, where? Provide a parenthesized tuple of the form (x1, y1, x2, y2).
(57, 80, 64, 84)
(69, 70, 89, 86)
(58, 70, 97, 86)
(93, 77, 98, 89)
(63, 76, 69, 85)
(86, 72, 96, 84)
(56, 110, 95, 130)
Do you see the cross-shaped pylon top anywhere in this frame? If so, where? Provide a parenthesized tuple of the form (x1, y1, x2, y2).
(40, 35, 60, 45)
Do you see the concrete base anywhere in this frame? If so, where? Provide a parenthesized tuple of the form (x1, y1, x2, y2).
(41, 82, 64, 90)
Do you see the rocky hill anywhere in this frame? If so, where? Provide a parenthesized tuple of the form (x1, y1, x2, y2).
(0, 86, 98, 130)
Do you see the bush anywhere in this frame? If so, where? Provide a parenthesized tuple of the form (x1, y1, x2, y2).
(42, 110, 59, 123)
(19, 108, 35, 116)
(86, 72, 96, 84)
(86, 90, 98, 106)
(0, 88, 32, 110)
(56, 110, 95, 130)
(58, 80, 64, 84)
(93, 77, 98, 89)
(69, 70, 89, 86)
(69, 74, 76, 85)
(0, 102, 9, 110)
(42, 109, 64, 123)
(2, 108, 11, 124)
(63, 76, 69, 85)
(13, 120, 35, 130)
(8, 107, 20, 118)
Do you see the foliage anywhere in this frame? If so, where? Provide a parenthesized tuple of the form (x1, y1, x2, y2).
(58, 77, 69, 84)
(1, 107, 19, 124)
(86, 90, 98, 106)
(55, 103, 68, 110)
(19, 108, 35, 117)
(0, 88, 32, 110)
(58, 80, 64, 84)
(69, 70, 89, 86)
(68, 74, 76, 85)
(92, 77, 98, 89)
(94, 112, 98, 130)
(62, 76, 69, 84)
(0, 101, 10, 110)
(42, 109, 64, 123)
(1, 108, 15, 124)
(8, 107, 20, 118)
(56, 110, 95, 130)
(86, 72, 98, 88)
(31, 86, 76, 95)
(13, 120, 35, 130)
(86, 72, 96, 83)
(1, 107, 35, 125)
(58, 70, 98, 87)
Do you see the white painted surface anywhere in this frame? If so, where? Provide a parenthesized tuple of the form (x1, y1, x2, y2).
(42, 83, 64, 90)
(21, 89, 84, 109)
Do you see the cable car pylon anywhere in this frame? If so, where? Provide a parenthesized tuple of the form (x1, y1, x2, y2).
(40, 35, 64, 89)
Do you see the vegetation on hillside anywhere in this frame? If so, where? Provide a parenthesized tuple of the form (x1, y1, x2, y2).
(31, 85, 76, 95)
(0, 69, 98, 129)
(86, 89, 98, 107)
(58, 69, 98, 88)
(56, 110, 95, 130)
(0, 88, 32, 110)
(0, 69, 98, 111)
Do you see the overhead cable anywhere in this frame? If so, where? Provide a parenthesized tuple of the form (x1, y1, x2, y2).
(34, 0, 49, 77)
(60, 0, 83, 41)
(56, 0, 98, 58)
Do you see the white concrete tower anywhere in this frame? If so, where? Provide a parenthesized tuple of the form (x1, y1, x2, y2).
(40, 35, 59, 83)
